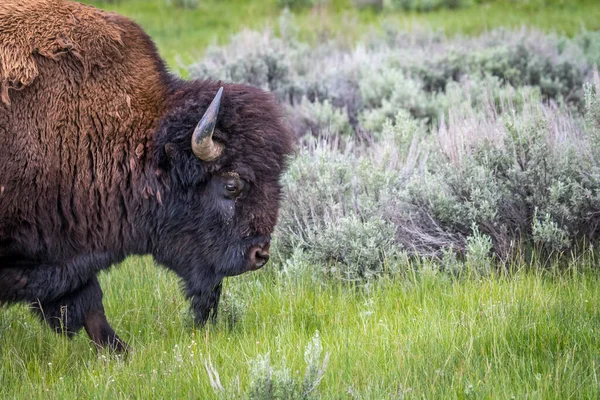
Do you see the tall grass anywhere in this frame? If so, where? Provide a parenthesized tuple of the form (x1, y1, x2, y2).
(1, 257, 600, 398)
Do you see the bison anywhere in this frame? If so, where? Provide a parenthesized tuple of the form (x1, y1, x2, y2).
(0, 0, 294, 351)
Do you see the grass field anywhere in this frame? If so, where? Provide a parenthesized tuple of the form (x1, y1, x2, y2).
(2, 0, 600, 399)
(2, 259, 600, 398)
(84, 0, 600, 71)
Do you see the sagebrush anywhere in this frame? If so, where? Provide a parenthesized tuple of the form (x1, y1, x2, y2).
(190, 20, 600, 277)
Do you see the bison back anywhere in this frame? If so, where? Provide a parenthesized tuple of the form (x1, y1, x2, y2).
(0, 0, 169, 257)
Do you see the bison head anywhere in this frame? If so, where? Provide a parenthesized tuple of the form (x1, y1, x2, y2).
(150, 82, 294, 324)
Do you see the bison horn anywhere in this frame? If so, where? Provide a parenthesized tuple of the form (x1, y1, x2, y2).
(192, 87, 224, 161)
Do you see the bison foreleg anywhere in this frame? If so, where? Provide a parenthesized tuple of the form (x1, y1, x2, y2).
(32, 277, 128, 352)
(83, 309, 129, 353)
(189, 278, 223, 326)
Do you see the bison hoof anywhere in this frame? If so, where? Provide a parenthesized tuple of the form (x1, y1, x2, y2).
(93, 335, 131, 354)
(83, 311, 130, 353)
(107, 336, 131, 354)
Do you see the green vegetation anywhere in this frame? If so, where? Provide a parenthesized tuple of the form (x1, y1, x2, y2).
(193, 23, 600, 264)
(2, 258, 600, 399)
(85, 0, 600, 71)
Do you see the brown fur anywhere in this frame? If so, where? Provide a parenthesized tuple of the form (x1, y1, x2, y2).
(0, 0, 169, 251)
(0, 0, 125, 105)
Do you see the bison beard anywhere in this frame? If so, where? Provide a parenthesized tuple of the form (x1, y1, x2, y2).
(0, 0, 294, 351)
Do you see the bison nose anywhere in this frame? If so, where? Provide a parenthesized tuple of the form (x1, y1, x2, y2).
(248, 243, 271, 270)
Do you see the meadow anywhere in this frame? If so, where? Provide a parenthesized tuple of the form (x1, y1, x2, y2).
(82, 0, 600, 73)
(2, 258, 600, 398)
(2, 0, 600, 398)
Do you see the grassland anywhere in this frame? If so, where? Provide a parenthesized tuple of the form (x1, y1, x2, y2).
(84, 0, 600, 71)
(1, 258, 600, 398)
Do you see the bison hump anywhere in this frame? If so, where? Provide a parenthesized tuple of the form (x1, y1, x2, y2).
(0, 0, 124, 106)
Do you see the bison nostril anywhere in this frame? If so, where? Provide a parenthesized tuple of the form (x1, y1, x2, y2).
(257, 250, 270, 262)
(248, 244, 271, 269)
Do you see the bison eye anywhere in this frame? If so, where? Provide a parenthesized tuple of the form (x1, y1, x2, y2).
(223, 178, 245, 198)
(225, 183, 237, 193)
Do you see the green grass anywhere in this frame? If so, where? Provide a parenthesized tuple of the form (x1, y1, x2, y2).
(84, 0, 600, 72)
(83, 0, 282, 75)
(1, 257, 600, 398)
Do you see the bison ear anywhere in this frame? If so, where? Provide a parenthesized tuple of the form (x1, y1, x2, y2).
(164, 143, 179, 160)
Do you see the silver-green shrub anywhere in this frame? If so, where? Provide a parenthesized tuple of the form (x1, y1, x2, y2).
(384, 0, 472, 11)
(276, 141, 407, 278)
(166, 0, 199, 9)
(465, 224, 494, 275)
(203, 332, 329, 399)
(277, 0, 315, 9)
(578, 31, 600, 69)
(190, 24, 596, 141)
(189, 24, 600, 274)
(292, 99, 353, 137)
(247, 332, 329, 400)
(585, 69, 600, 147)
(407, 86, 600, 257)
